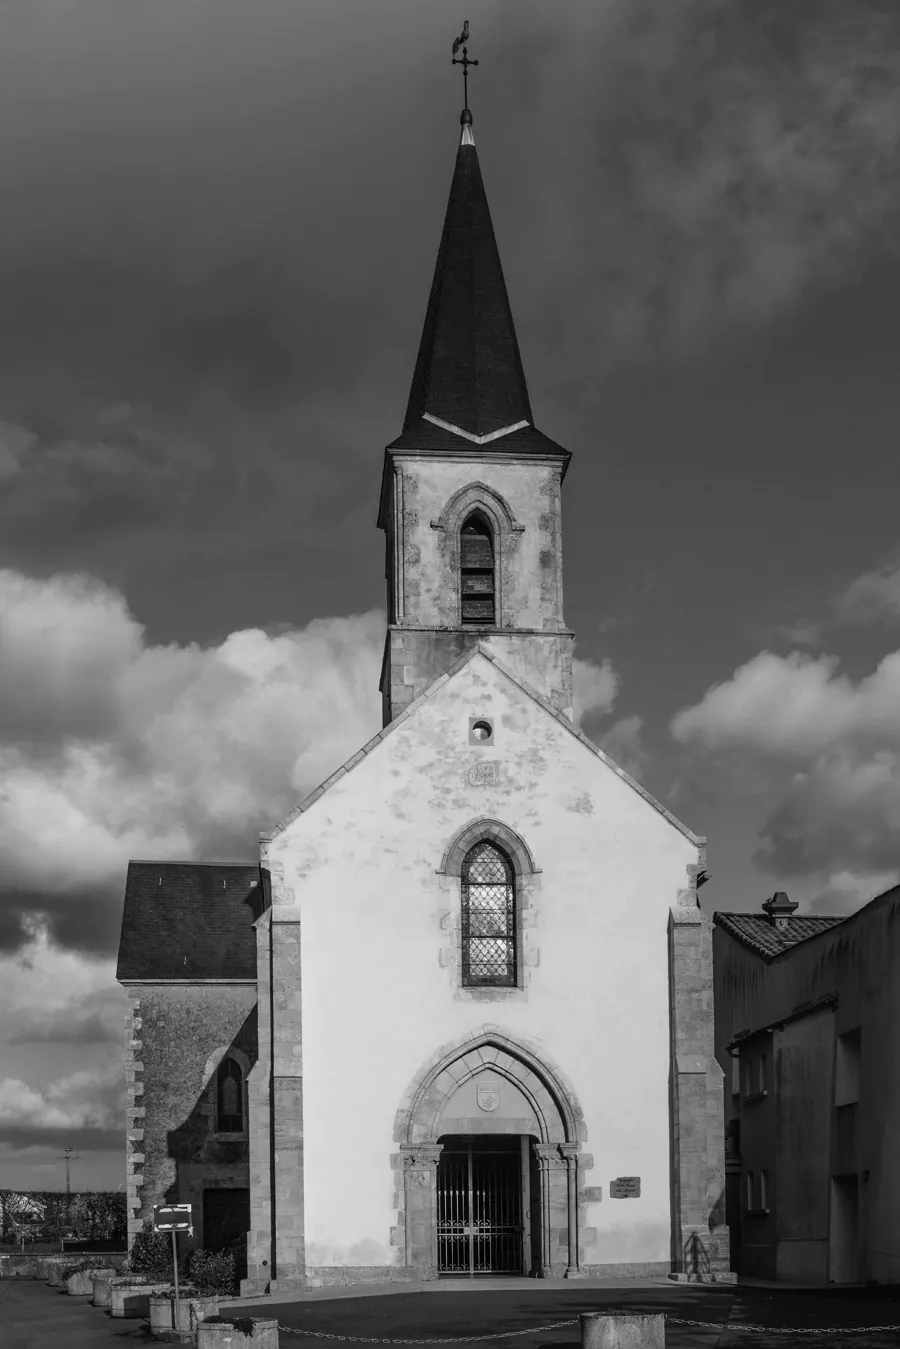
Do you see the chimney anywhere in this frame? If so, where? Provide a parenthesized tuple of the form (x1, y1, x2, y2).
(761, 891, 799, 930)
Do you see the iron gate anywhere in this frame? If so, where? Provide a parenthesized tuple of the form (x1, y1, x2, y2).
(436, 1137, 523, 1275)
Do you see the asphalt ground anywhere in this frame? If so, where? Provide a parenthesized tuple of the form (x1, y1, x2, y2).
(3, 1277, 900, 1349)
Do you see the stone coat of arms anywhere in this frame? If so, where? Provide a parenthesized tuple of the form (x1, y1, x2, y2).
(476, 1081, 501, 1112)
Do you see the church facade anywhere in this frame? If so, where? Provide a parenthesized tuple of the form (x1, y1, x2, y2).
(117, 109, 729, 1293)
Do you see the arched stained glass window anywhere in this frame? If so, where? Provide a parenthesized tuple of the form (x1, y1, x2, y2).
(217, 1057, 244, 1133)
(461, 841, 516, 987)
(460, 513, 495, 625)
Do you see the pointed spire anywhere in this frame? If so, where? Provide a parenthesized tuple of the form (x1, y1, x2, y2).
(402, 109, 534, 442)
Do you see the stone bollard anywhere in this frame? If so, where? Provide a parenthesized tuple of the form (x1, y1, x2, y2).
(92, 1272, 118, 1308)
(110, 1279, 173, 1318)
(149, 1290, 219, 1340)
(197, 1317, 279, 1349)
(580, 1312, 665, 1349)
(48, 1258, 78, 1287)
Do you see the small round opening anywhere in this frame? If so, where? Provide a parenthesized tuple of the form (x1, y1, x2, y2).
(471, 720, 493, 741)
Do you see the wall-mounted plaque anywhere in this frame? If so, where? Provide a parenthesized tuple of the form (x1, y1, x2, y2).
(467, 762, 499, 787)
(582, 1186, 603, 1203)
(610, 1176, 641, 1199)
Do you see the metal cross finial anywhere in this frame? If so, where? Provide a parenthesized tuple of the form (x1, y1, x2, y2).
(451, 20, 478, 113)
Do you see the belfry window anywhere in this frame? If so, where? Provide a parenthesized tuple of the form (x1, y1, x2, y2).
(460, 513, 495, 625)
(216, 1056, 244, 1133)
(461, 841, 516, 986)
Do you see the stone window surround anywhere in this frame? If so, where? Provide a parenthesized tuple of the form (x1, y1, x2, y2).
(203, 1045, 251, 1140)
(430, 481, 525, 631)
(437, 818, 540, 1003)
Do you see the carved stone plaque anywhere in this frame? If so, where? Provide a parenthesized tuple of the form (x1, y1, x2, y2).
(468, 762, 499, 787)
(476, 1081, 501, 1112)
(610, 1176, 641, 1199)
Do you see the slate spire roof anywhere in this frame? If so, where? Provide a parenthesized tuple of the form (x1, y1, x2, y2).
(392, 110, 567, 462)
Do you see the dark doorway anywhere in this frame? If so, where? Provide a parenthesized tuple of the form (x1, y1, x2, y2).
(202, 1188, 250, 1254)
(436, 1135, 525, 1275)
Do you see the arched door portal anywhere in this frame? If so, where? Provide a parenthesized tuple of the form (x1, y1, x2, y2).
(396, 1030, 586, 1279)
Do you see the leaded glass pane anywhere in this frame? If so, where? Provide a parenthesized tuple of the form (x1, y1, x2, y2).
(461, 842, 516, 987)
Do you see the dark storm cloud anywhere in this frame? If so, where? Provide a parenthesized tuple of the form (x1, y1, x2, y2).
(0, 888, 122, 958)
(0, 0, 898, 585)
(0, 1125, 122, 1155)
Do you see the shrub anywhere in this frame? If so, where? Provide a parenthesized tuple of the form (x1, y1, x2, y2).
(184, 1248, 236, 1296)
(60, 1257, 104, 1281)
(126, 1220, 173, 1277)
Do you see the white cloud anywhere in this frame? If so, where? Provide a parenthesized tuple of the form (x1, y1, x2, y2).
(837, 559, 900, 624)
(0, 569, 621, 947)
(671, 650, 900, 758)
(672, 647, 900, 885)
(0, 570, 386, 919)
(572, 656, 618, 725)
(0, 1061, 124, 1133)
(0, 924, 121, 1044)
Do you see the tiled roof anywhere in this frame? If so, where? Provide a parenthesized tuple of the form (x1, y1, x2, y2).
(402, 124, 537, 443)
(116, 861, 259, 982)
(714, 911, 845, 960)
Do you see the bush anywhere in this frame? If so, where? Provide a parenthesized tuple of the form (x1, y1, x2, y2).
(60, 1257, 105, 1281)
(184, 1248, 236, 1296)
(126, 1220, 173, 1277)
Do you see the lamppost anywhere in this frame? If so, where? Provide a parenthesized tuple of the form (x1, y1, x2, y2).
(58, 1147, 80, 1247)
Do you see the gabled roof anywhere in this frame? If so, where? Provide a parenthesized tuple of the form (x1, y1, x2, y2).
(263, 643, 702, 846)
(714, 911, 845, 960)
(116, 861, 259, 982)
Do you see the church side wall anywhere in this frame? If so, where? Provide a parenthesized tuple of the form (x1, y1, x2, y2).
(123, 982, 257, 1255)
(266, 660, 699, 1279)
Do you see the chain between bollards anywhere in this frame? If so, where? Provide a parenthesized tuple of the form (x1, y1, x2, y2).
(272, 1313, 900, 1342)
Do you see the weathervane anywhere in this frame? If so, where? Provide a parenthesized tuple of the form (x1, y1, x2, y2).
(451, 20, 478, 115)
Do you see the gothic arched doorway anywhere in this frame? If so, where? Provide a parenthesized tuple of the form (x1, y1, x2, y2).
(395, 1029, 587, 1278)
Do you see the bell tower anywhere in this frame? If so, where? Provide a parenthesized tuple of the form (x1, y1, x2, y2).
(377, 106, 574, 725)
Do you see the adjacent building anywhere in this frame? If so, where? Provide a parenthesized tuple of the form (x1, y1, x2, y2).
(117, 106, 730, 1294)
(714, 885, 900, 1285)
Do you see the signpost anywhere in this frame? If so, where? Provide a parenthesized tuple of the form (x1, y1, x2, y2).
(153, 1203, 193, 1326)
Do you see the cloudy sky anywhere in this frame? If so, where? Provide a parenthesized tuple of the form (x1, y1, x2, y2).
(2, 0, 900, 1192)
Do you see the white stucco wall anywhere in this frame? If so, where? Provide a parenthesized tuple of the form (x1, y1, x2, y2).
(267, 652, 698, 1269)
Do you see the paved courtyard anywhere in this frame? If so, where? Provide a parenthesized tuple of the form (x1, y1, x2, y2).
(3, 1277, 900, 1349)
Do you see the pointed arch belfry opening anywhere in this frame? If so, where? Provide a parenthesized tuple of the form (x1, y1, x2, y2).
(459, 511, 496, 626)
(393, 1029, 589, 1279)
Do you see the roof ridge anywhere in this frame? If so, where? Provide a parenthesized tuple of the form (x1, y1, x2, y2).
(128, 859, 257, 868)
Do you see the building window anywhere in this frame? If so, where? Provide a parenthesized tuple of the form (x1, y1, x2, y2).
(835, 1029, 861, 1107)
(216, 1057, 244, 1133)
(461, 841, 516, 986)
(460, 513, 495, 625)
(757, 1053, 767, 1095)
(745, 1171, 754, 1212)
(759, 1170, 768, 1210)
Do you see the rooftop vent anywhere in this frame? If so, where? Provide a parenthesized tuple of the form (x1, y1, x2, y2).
(761, 890, 799, 930)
